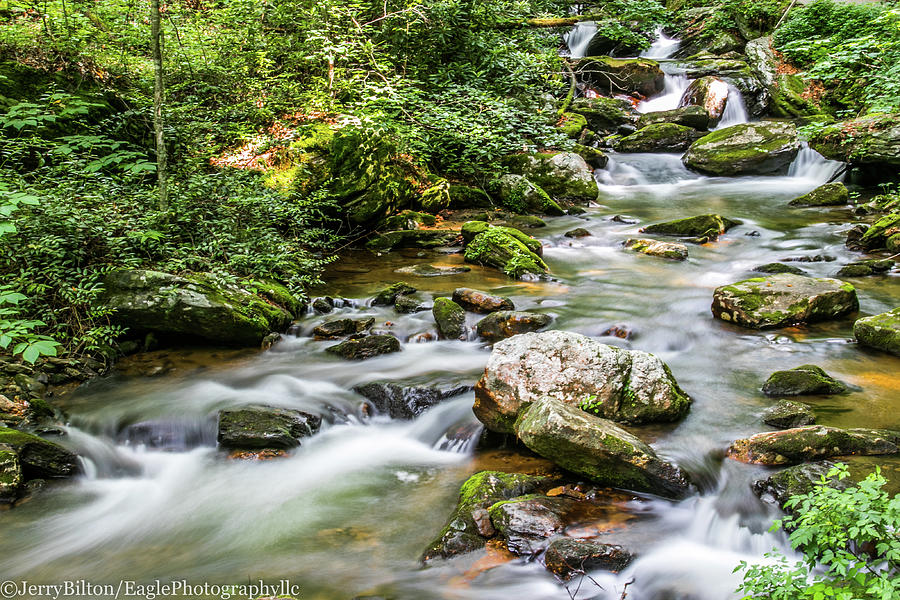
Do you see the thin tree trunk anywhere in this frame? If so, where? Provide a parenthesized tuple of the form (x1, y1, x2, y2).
(150, 0, 168, 213)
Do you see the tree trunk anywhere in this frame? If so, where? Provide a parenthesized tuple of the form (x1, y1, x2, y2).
(150, 0, 168, 213)
(489, 14, 603, 29)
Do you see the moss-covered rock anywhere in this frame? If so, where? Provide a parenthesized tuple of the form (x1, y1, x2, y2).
(854, 213, 900, 252)
(770, 73, 822, 118)
(312, 317, 375, 339)
(325, 335, 401, 360)
(565, 227, 591, 238)
(557, 112, 588, 139)
(683, 122, 801, 176)
(712, 274, 858, 329)
(394, 293, 431, 314)
(372, 282, 417, 306)
(394, 264, 471, 277)
(452, 288, 514, 314)
(464, 227, 548, 279)
(494, 174, 564, 216)
(641, 214, 741, 243)
(637, 106, 711, 131)
(0, 427, 80, 479)
(752, 461, 846, 509)
(365, 229, 459, 251)
(489, 494, 573, 555)
(503, 152, 598, 206)
(854, 308, 900, 356)
(789, 182, 849, 207)
(379, 210, 437, 231)
(624, 238, 689, 260)
(448, 185, 493, 209)
(543, 538, 634, 579)
(577, 57, 665, 97)
(100, 270, 295, 347)
(419, 179, 451, 213)
(474, 331, 691, 432)
(728, 426, 900, 465)
(678, 76, 730, 121)
(754, 262, 806, 275)
(0, 443, 22, 505)
(515, 398, 691, 498)
(836, 259, 894, 277)
(569, 96, 638, 134)
(573, 143, 609, 169)
(475, 311, 552, 342)
(217, 405, 321, 449)
(810, 114, 900, 168)
(762, 400, 816, 429)
(613, 123, 704, 153)
(432, 297, 466, 340)
(421, 471, 551, 561)
(762, 365, 846, 397)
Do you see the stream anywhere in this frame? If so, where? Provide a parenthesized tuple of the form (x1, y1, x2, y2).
(2, 32, 900, 600)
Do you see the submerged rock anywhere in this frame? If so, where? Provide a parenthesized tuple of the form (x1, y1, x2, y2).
(763, 400, 816, 429)
(353, 382, 471, 420)
(636, 106, 710, 131)
(0, 427, 80, 479)
(217, 405, 321, 450)
(854, 308, 900, 356)
(762, 365, 846, 396)
(421, 470, 551, 561)
(613, 123, 704, 153)
(641, 214, 740, 243)
(577, 57, 665, 97)
(788, 182, 849, 207)
(753, 262, 806, 275)
(432, 297, 466, 340)
(452, 288, 515, 314)
(752, 461, 846, 509)
(474, 331, 691, 432)
(712, 274, 858, 329)
(728, 425, 900, 465)
(683, 122, 801, 176)
(325, 335, 401, 360)
(394, 264, 471, 277)
(515, 398, 691, 498)
(100, 270, 296, 346)
(624, 238, 689, 260)
(475, 311, 552, 342)
(543, 538, 634, 579)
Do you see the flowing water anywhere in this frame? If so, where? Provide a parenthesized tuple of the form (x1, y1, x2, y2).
(565, 21, 597, 59)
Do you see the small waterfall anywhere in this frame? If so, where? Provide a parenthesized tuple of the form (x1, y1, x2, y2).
(637, 74, 690, 113)
(565, 21, 597, 59)
(713, 86, 749, 129)
(788, 144, 844, 183)
(641, 27, 680, 59)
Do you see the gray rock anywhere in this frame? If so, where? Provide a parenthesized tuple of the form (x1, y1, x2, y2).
(683, 122, 801, 176)
(0, 443, 22, 504)
(353, 382, 471, 420)
(763, 400, 816, 429)
(217, 405, 321, 449)
(762, 365, 846, 396)
(729, 426, 900, 465)
(752, 461, 846, 509)
(489, 495, 572, 554)
(475, 311, 553, 342)
(543, 538, 634, 579)
(325, 335, 401, 360)
(452, 288, 515, 313)
(625, 238, 688, 260)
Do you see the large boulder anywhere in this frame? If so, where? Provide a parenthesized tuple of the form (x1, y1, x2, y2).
(569, 97, 638, 134)
(637, 106, 711, 131)
(613, 123, 704, 153)
(452, 288, 514, 314)
(100, 270, 296, 346)
(353, 382, 471, 420)
(683, 122, 801, 176)
(217, 405, 321, 449)
(752, 461, 846, 509)
(711, 274, 858, 329)
(543, 538, 634, 579)
(515, 398, 691, 498)
(677, 55, 769, 117)
(0, 427, 80, 479)
(640, 214, 740, 243)
(365, 229, 459, 251)
(421, 471, 551, 560)
(789, 183, 849, 207)
(811, 115, 900, 169)
(463, 225, 548, 279)
(577, 57, 665, 97)
(854, 308, 900, 356)
(624, 238, 688, 260)
(584, 31, 649, 58)
(325, 335, 401, 360)
(728, 426, 900, 465)
(678, 76, 730, 121)
(494, 174, 564, 216)
(854, 213, 900, 252)
(504, 152, 598, 205)
(762, 365, 846, 397)
(473, 331, 691, 432)
(475, 311, 553, 342)
(432, 297, 466, 340)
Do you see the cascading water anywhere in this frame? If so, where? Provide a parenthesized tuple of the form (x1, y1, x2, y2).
(637, 73, 690, 113)
(565, 21, 597, 59)
(714, 85, 749, 128)
(641, 27, 680, 59)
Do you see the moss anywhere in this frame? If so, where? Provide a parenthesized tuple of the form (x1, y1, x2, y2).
(614, 123, 700, 153)
(464, 229, 547, 278)
(762, 365, 846, 396)
(642, 214, 740, 241)
(558, 112, 588, 138)
(854, 308, 900, 356)
(788, 182, 849, 207)
(420, 179, 451, 213)
(432, 297, 466, 339)
(448, 185, 493, 209)
(371, 282, 417, 306)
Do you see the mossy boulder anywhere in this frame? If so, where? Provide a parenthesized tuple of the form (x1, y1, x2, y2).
(811, 114, 900, 168)
(503, 152, 598, 205)
(678, 76, 730, 121)
(365, 229, 459, 251)
(625, 238, 688, 260)
(770, 73, 822, 118)
(394, 293, 431, 314)
(452, 288, 514, 314)
(461, 221, 543, 253)
(637, 106, 711, 131)
(432, 297, 466, 340)
(379, 210, 437, 231)
(565, 228, 591, 238)
(712, 274, 858, 329)
(0, 427, 80, 479)
(573, 143, 609, 168)
(372, 282, 417, 306)
(613, 123, 704, 153)
(641, 213, 740, 243)
(854, 213, 900, 252)
(494, 174, 564, 216)
(448, 185, 493, 209)
(754, 262, 806, 275)
(543, 538, 634, 579)
(789, 183, 849, 207)
(752, 461, 846, 509)
(515, 398, 691, 498)
(325, 335, 401, 360)
(557, 112, 588, 139)
(421, 471, 551, 561)
(464, 226, 548, 279)
(584, 31, 648, 58)
(683, 122, 801, 176)
(475, 311, 553, 342)
(474, 331, 691, 433)
(312, 317, 375, 339)
(0, 443, 22, 505)
(217, 405, 321, 450)
(569, 96, 637, 134)
(762, 400, 816, 429)
(100, 270, 295, 347)
(728, 426, 900, 465)
(577, 57, 665, 97)
(762, 365, 846, 397)
(836, 259, 894, 277)
(419, 179, 451, 213)
(854, 308, 900, 356)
